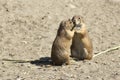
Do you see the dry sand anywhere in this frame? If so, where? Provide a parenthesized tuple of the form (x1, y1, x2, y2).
(0, 0, 120, 80)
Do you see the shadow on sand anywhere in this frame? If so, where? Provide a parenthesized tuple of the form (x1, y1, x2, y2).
(2, 57, 52, 66)
(30, 57, 52, 66)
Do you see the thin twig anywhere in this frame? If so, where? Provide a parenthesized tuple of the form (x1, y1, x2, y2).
(2, 58, 33, 63)
(93, 45, 120, 58)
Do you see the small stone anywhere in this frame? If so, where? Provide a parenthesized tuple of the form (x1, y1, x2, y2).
(86, 76, 90, 79)
(88, 62, 92, 65)
(118, 55, 120, 58)
(16, 76, 24, 80)
(47, 15, 52, 20)
(111, 59, 115, 62)
(21, 41, 28, 44)
(2, 62, 4, 65)
(38, 36, 42, 39)
(20, 64, 24, 66)
(66, 4, 76, 9)
(102, 78, 104, 80)
(69, 4, 76, 8)
(118, 29, 120, 31)
(102, 63, 107, 65)
(2, 70, 5, 72)
(95, 61, 98, 64)
(71, 75, 76, 78)
(53, 68, 57, 71)
(9, 53, 15, 57)
(27, 65, 31, 68)
(45, 65, 52, 68)
(115, 72, 119, 75)
(23, 72, 27, 75)
(43, 69, 46, 71)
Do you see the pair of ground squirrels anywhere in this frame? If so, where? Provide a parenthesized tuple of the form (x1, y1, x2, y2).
(51, 15, 93, 65)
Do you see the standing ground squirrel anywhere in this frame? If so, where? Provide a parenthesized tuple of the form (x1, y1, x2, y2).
(51, 19, 75, 65)
(71, 15, 93, 60)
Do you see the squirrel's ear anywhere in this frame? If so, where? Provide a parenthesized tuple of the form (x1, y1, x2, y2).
(81, 16, 85, 23)
(57, 21, 65, 35)
(72, 16, 75, 21)
(68, 18, 71, 21)
(59, 20, 65, 28)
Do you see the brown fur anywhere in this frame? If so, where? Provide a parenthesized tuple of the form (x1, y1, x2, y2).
(71, 15, 93, 60)
(51, 19, 75, 65)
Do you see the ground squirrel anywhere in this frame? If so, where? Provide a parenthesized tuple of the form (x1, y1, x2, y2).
(71, 15, 93, 60)
(51, 19, 75, 65)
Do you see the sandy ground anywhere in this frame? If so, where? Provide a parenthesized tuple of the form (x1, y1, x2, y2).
(0, 0, 120, 80)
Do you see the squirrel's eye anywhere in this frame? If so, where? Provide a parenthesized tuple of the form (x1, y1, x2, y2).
(70, 21, 72, 24)
(68, 19, 71, 21)
(78, 17, 80, 19)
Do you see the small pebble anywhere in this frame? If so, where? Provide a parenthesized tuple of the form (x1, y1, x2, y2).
(2, 62, 4, 65)
(111, 59, 115, 62)
(118, 55, 120, 58)
(16, 76, 24, 80)
(86, 76, 90, 79)
(102, 63, 107, 65)
(95, 61, 98, 64)
(53, 68, 57, 71)
(115, 72, 119, 75)
(71, 75, 76, 78)
(65, 4, 76, 9)
(2, 70, 5, 72)
(21, 41, 28, 44)
(20, 64, 24, 66)
(68, 4, 76, 8)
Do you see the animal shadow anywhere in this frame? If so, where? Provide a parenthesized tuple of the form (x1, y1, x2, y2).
(2, 57, 52, 66)
(30, 57, 52, 66)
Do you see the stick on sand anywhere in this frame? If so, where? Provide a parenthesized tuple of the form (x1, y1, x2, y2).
(2, 59, 32, 63)
(93, 45, 120, 58)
